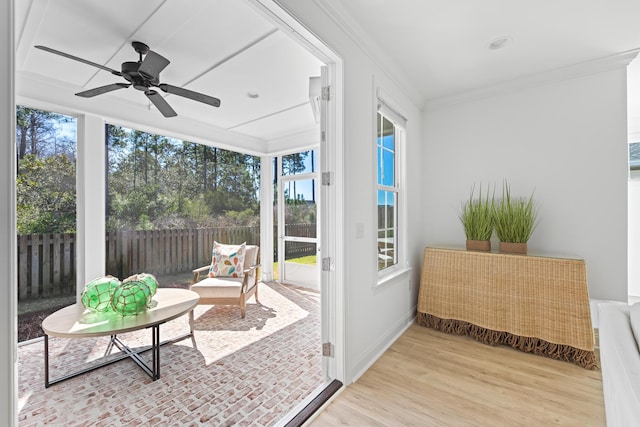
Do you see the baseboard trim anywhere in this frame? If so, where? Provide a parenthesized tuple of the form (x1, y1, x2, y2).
(350, 309, 416, 383)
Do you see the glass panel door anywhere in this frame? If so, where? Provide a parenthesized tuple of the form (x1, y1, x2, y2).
(278, 151, 319, 289)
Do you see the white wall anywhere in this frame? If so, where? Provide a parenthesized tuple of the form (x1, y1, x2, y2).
(276, 0, 424, 382)
(423, 66, 629, 302)
(0, 1, 16, 425)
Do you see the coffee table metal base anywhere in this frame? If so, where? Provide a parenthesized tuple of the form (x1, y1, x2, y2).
(44, 326, 193, 388)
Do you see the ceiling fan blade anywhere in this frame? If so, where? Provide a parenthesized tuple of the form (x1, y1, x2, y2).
(76, 83, 131, 98)
(35, 45, 122, 76)
(158, 84, 221, 108)
(139, 50, 170, 82)
(145, 89, 177, 117)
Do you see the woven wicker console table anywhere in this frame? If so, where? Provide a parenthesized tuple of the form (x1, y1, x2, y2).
(417, 247, 597, 369)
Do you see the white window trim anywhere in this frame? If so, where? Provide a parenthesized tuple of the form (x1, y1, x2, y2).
(374, 88, 408, 286)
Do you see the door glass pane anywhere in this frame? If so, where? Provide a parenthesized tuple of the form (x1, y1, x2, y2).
(283, 241, 317, 287)
(284, 241, 317, 263)
(284, 179, 317, 237)
(282, 150, 317, 176)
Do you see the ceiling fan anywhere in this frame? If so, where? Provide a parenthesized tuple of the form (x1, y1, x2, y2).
(34, 41, 221, 117)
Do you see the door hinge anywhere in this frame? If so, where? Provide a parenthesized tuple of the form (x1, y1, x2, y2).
(321, 257, 332, 271)
(322, 342, 334, 357)
(321, 171, 332, 186)
(321, 130, 326, 143)
(321, 85, 331, 101)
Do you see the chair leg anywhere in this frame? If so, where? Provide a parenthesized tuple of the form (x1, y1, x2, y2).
(240, 294, 246, 319)
(254, 284, 259, 302)
(189, 309, 195, 334)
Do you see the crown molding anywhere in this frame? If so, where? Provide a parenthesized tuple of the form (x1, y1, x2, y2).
(426, 48, 640, 110)
(312, 0, 424, 109)
(265, 127, 319, 155)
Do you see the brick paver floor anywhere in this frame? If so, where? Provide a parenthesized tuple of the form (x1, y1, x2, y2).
(17, 281, 322, 426)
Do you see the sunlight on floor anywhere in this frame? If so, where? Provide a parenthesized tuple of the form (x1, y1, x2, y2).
(191, 284, 310, 365)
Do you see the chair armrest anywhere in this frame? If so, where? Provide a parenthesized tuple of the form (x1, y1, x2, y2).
(192, 265, 210, 284)
(242, 264, 261, 275)
(241, 264, 261, 292)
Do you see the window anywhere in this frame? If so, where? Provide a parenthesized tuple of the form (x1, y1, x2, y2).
(376, 107, 404, 273)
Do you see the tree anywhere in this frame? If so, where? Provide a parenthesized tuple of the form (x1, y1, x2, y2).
(16, 106, 74, 160)
(105, 124, 261, 230)
(16, 154, 76, 233)
(282, 151, 309, 175)
(15, 106, 77, 234)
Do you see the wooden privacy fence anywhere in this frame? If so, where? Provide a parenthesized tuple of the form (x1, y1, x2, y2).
(17, 233, 75, 301)
(18, 224, 316, 301)
(105, 226, 261, 279)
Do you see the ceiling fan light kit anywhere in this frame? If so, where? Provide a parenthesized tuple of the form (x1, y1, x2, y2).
(35, 41, 221, 118)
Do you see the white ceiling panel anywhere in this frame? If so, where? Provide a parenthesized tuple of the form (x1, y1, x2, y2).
(231, 103, 318, 141)
(170, 31, 322, 129)
(24, 0, 163, 87)
(15, 0, 323, 154)
(145, 0, 278, 86)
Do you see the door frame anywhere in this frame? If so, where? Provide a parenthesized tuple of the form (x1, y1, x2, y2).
(251, 0, 345, 385)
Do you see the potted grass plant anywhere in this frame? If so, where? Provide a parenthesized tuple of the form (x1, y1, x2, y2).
(459, 184, 494, 251)
(493, 181, 537, 254)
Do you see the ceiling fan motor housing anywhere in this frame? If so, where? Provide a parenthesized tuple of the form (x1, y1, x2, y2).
(121, 61, 150, 91)
(131, 41, 149, 55)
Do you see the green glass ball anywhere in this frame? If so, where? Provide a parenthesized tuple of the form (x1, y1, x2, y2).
(81, 276, 121, 312)
(110, 281, 152, 316)
(123, 273, 158, 298)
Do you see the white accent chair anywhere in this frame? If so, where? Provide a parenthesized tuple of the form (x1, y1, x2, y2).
(189, 245, 261, 330)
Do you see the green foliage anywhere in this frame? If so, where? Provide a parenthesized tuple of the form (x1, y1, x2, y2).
(493, 181, 537, 243)
(459, 183, 494, 241)
(284, 200, 316, 224)
(14, 107, 265, 234)
(16, 154, 76, 233)
(106, 125, 261, 230)
(225, 209, 260, 226)
(15, 106, 77, 234)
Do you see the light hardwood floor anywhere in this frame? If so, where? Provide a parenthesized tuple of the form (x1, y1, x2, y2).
(310, 322, 605, 426)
